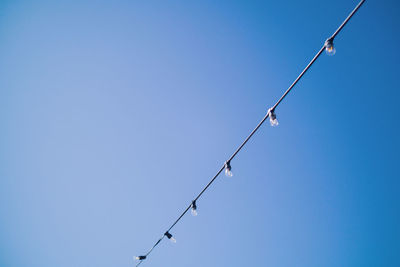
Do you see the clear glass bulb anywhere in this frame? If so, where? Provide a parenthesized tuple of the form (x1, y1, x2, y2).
(325, 45, 336, 56)
(269, 116, 279, 127)
(170, 237, 177, 243)
(268, 108, 279, 127)
(191, 208, 198, 216)
(135, 256, 140, 261)
(225, 168, 233, 177)
(325, 41, 336, 56)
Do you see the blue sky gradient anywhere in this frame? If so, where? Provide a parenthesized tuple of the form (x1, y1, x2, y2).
(1, 0, 399, 266)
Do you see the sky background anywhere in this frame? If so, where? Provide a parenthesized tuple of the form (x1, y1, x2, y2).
(1, 0, 399, 266)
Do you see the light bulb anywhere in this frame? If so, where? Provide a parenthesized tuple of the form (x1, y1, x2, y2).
(135, 256, 146, 261)
(325, 38, 336, 56)
(269, 117, 279, 126)
(225, 168, 233, 177)
(268, 108, 278, 127)
(191, 208, 198, 216)
(191, 200, 198, 216)
(224, 161, 233, 177)
(164, 231, 176, 243)
(325, 45, 336, 56)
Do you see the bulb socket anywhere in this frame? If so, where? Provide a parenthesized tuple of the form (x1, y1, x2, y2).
(164, 231, 173, 239)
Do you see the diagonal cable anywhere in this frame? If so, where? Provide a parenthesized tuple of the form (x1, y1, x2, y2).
(135, 0, 365, 265)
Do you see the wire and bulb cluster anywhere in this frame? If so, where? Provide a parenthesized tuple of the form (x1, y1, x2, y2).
(325, 38, 336, 56)
(268, 108, 279, 127)
(134, 1, 365, 265)
(191, 200, 198, 216)
(224, 161, 233, 177)
(164, 231, 176, 243)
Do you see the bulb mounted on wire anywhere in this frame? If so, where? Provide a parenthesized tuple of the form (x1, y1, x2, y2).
(268, 108, 279, 127)
(191, 200, 198, 216)
(135, 255, 146, 261)
(164, 231, 176, 243)
(224, 161, 233, 177)
(325, 38, 336, 56)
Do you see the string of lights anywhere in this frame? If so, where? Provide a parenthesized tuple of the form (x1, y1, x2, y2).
(134, 0, 365, 265)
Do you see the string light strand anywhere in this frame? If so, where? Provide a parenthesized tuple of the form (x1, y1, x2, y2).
(134, 0, 365, 265)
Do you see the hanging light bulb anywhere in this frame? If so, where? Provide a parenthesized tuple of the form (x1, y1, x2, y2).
(135, 255, 146, 261)
(191, 200, 198, 216)
(325, 38, 336, 56)
(164, 231, 176, 243)
(224, 161, 233, 177)
(268, 108, 279, 127)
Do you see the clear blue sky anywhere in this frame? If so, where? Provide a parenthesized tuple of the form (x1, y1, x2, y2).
(1, 0, 399, 266)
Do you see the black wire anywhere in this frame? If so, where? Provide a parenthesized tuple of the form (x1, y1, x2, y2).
(331, 0, 366, 40)
(135, 0, 365, 265)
